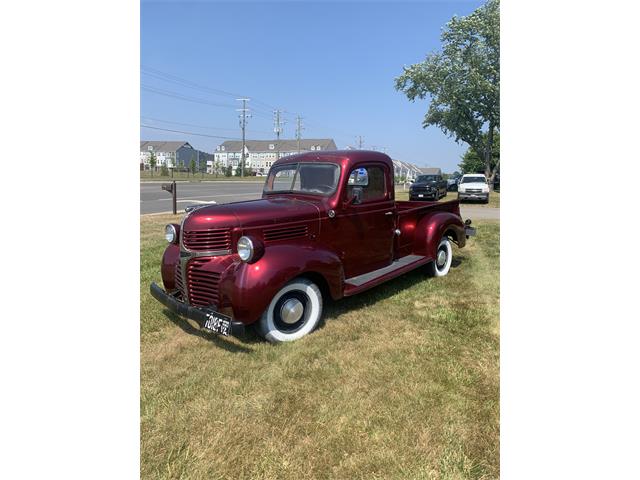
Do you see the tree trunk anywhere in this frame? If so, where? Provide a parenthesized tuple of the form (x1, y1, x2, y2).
(484, 124, 495, 189)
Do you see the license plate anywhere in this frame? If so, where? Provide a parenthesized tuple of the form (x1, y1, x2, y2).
(202, 310, 232, 336)
(418, 194, 424, 198)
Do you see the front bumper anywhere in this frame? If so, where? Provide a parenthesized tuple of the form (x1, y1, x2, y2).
(150, 282, 245, 336)
(458, 192, 489, 200)
(410, 191, 438, 200)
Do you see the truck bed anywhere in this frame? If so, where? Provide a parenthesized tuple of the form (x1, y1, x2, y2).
(395, 198, 461, 215)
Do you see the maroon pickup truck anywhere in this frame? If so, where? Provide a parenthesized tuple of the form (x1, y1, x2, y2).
(151, 151, 475, 343)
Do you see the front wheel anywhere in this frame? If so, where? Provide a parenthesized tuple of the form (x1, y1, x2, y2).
(426, 237, 453, 277)
(256, 278, 323, 343)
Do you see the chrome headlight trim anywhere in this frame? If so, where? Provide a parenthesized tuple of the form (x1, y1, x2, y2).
(237, 236, 254, 262)
(165, 224, 178, 244)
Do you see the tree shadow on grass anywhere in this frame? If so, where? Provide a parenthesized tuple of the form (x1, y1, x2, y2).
(162, 308, 260, 354)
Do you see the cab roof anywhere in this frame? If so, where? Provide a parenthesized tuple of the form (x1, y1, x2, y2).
(272, 150, 393, 171)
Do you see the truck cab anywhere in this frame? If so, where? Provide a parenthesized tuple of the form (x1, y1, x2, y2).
(151, 151, 475, 343)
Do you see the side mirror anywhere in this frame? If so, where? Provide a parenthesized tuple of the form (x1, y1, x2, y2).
(345, 186, 363, 206)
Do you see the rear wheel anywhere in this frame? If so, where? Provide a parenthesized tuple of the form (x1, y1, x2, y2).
(256, 278, 323, 343)
(427, 237, 453, 277)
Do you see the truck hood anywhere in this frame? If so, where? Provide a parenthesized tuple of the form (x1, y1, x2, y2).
(459, 182, 488, 190)
(411, 181, 437, 188)
(182, 196, 321, 231)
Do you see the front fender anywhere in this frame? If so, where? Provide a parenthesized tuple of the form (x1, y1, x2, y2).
(414, 212, 465, 259)
(160, 243, 180, 291)
(220, 244, 344, 325)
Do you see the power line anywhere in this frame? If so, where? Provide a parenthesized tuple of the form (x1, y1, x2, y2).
(141, 85, 237, 109)
(141, 66, 244, 99)
(142, 65, 279, 113)
(140, 116, 272, 135)
(140, 124, 239, 140)
(141, 65, 364, 148)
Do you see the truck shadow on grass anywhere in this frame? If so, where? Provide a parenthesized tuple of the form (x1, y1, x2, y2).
(162, 257, 463, 350)
(162, 308, 259, 354)
(320, 257, 463, 326)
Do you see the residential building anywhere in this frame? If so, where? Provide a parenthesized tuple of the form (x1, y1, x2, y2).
(213, 139, 337, 174)
(392, 159, 423, 182)
(140, 141, 212, 171)
(418, 167, 443, 176)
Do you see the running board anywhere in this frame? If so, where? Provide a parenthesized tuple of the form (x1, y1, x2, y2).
(343, 254, 430, 296)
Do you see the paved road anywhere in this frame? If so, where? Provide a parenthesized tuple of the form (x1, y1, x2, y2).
(140, 181, 499, 220)
(140, 181, 264, 214)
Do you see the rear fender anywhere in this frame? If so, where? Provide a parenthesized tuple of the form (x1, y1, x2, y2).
(220, 244, 344, 325)
(414, 212, 466, 259)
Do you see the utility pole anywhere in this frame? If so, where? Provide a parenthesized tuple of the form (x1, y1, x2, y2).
(273, 109, 285, 140)
(357, 135, 364, 149)
(273, 109, 285, 162)
(237, 98, 251, 177)
(295, 116, 304, 153)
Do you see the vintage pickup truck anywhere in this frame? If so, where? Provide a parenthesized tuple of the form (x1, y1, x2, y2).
(150, 151, 475, 343)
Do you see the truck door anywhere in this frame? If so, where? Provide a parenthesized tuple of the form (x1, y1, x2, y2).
(332, 163, 395, 279)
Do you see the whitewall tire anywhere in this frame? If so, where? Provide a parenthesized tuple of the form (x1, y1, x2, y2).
(427, 237, 453, 277)
(256, 278, 323, 343)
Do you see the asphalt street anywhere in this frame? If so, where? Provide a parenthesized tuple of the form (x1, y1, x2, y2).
(140, 181, 500, 220)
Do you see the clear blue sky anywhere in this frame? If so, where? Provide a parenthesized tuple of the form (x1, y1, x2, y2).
(141, 0, 483, 171)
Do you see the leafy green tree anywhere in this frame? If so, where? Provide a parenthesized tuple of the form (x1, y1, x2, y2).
(160, 164, 169, 176)
(225, 165, 233, 177)
(459, 131, 500, 175)
(149, 152, 157, 176)
(189, 156, 197, 176)
(395, 0, 500, 182)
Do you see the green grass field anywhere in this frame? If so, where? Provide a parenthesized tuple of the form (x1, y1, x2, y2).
(141, 214, 500, 479)
(395, 189, 500, 209)
(141, 171, 265, 182)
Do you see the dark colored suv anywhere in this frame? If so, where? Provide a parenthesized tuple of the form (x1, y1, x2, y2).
(409, 174, 448, 201)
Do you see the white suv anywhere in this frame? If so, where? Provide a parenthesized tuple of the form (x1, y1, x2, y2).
(458, 174, 490, 204)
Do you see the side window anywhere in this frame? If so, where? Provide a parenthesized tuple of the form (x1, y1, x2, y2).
(346, 165, 386, 203)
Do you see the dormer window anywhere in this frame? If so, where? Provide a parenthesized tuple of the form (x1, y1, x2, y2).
(147, 146, 153, 151)
(310, 146, 316, 151)
(269, 144, 275, 150)
(221, 146, 225, 151)
(316, 145, 321, 151)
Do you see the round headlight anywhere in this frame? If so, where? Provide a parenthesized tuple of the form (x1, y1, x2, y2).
(165, 224, 177, 243)
(237, 236, 254, 262)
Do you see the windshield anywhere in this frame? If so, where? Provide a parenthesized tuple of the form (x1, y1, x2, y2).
(461, 176, 487, 184)
(415, 175, 438, 182)
(264, 163, 340, 196)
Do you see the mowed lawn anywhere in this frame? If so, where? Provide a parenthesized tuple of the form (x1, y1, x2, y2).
(141, 214, 500, 479)
(395, 190, 500, 209)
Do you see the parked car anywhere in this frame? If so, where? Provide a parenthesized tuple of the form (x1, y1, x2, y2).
(458, 174, 490, 203)
(409, 174, 448, 201)
(151, 151, 476, 343)
(447, 174, 462, 192)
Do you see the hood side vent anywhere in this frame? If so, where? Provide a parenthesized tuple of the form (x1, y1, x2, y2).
(264, 224, 309, 242)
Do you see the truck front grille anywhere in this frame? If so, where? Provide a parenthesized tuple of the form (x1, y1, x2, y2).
(174, 263, 185, 300)
(465, 189, 483, 194)
(186, 258, 221, 307)
(183, 228, 231, 252)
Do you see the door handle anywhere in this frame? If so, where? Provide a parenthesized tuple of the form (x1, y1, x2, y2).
(384, 211, 393, 216)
